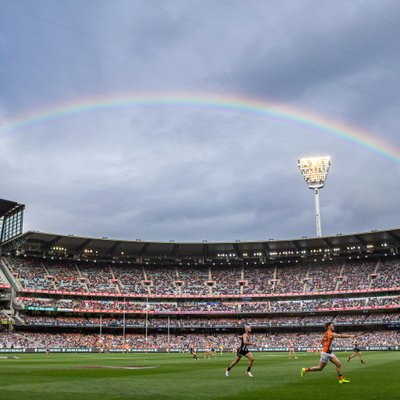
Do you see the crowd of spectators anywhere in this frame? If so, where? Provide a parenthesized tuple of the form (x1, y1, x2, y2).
(0, 332, 32, 348)
(274, 265, 309, 294)
(371, 261, 400, 289)
(0, 270, 10, 287)
(112, 265, 148, 295)
(179, 266, 210, 295)
(79, 264, 117, 294)
(18, 312, 399, 328)
(1, 330, 398, 350)
(336, 262, 374, 291)
(45, 262, 87, 292)
(17, 294, 400, 314)
(306, 263, 343, 292)
(145, 265, 180, 295)
(9, 258, 54, 290)
(242, 267, 274, 294)
(4, 257, 399, 353)
(6, 257, 400, 296)
(366, 313, 400, 322)
(211, 266, 242, 295)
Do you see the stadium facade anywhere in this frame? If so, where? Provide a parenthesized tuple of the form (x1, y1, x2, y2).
(0, 199, 399, 352)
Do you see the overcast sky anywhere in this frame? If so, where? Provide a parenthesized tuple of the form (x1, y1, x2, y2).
(1, 0, 400, 242)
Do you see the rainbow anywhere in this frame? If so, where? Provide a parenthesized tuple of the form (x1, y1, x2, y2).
(1, 92, 399, 163)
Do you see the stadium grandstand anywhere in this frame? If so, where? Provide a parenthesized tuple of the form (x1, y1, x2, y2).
(0, 198, 24, 333)
(0, 197, 399, 353)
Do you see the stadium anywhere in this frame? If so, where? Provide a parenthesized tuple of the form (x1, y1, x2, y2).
(0, 195, 399, 399)
(1, 2, 400, 399)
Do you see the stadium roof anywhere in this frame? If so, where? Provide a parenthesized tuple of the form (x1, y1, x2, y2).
(4, 228, 400, 260)
(0, 198, 24, 219)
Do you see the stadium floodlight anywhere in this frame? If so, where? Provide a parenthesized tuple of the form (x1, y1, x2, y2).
(298, 156, 331, 238)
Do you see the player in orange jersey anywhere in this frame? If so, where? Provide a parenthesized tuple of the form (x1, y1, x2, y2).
(204, 341, 212, 359)
(301, 322, 356, 384)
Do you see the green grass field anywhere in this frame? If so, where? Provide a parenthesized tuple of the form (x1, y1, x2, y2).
(0, 351, 398, 400)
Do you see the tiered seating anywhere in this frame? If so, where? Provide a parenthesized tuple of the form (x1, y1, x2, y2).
(18, 294, 400, 314)
(334, 314, 366, 323)
(243, 266, 274, 294)
(179, 266, 209, 295)
(366, 313, 400, 322)
(0, 332, 34, 348)
(372, 261, 400, 289)
(1, 330, 398, 350)
(79, 264, 117, 293)
(306, 262, 342, 292)
(211, 266, 241, 295)
(337, 261, 376, 291)
(6, 257, 400, 296)
(45, 261, 87, 292)
(274, 265, 309, 293)
(112, 265, 147, 295)
(0, 269, 10, 287)
(19, 312, 400, 328)
(3, 254, 399, 352)
(145, 265, 179, 295)
(10, 258, 53, 290)
(300, 315, 329, 325)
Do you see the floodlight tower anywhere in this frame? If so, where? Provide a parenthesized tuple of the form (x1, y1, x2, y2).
(298, 156, 331, 238)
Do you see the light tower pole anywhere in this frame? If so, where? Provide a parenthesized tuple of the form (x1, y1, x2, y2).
(298, 156, 331, 237)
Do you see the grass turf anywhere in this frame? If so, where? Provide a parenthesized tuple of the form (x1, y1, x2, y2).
(0, 351, 398, 400)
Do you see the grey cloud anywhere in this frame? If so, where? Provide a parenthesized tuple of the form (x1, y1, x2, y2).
(1, 0, 400, 242)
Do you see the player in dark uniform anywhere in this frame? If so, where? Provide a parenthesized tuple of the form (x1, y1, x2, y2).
(225, 325, 255, 377)
(189, 345, 198, 361)
(347, 339, 365, 364)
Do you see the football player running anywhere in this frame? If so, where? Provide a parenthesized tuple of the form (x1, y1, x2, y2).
(301, 322, 356, 384)
(225, 325, 255, 377)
